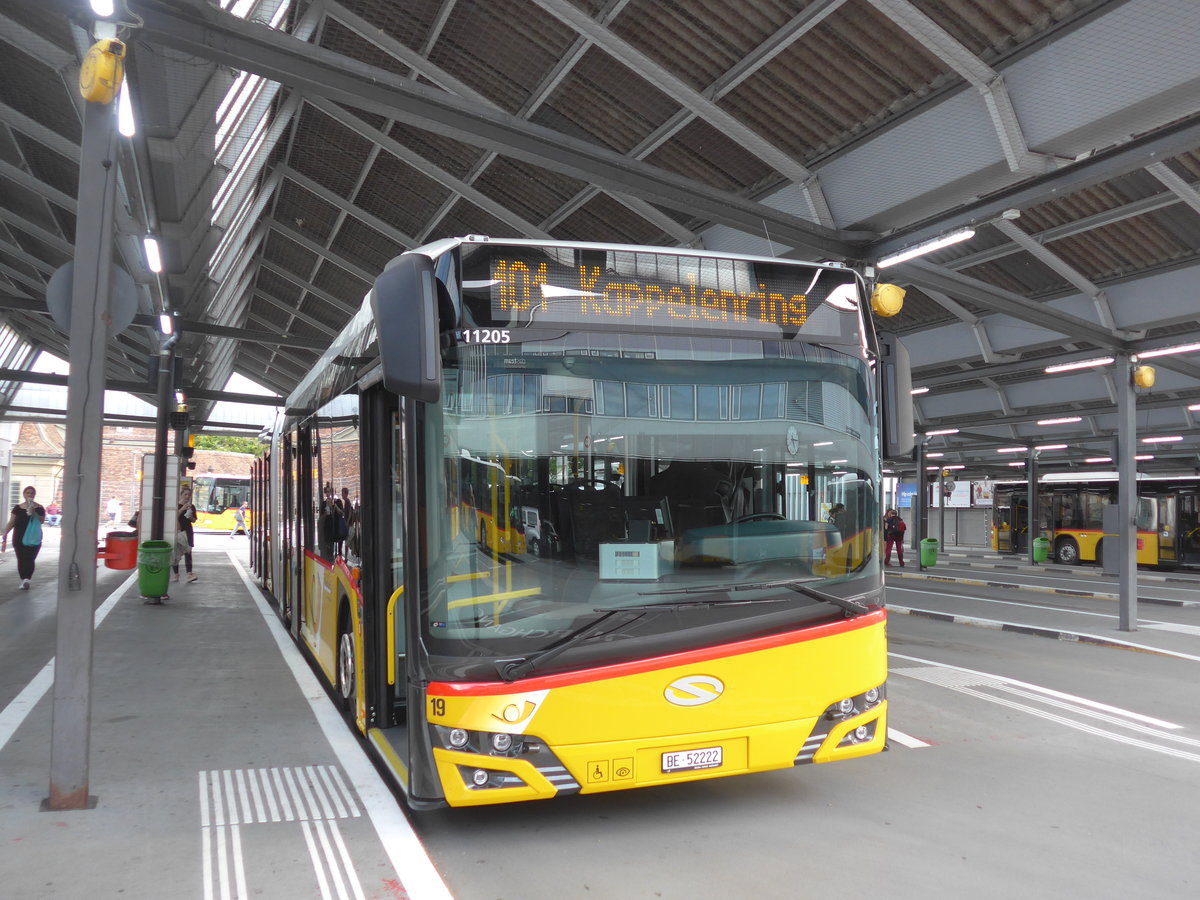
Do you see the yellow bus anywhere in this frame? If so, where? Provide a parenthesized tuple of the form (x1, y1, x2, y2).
(992, 477, 1200, 567)
(191, 473, 251, 533)
(252, 237, 911, 808)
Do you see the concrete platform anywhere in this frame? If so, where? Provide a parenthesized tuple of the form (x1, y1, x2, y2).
(0, 535, 452, 900)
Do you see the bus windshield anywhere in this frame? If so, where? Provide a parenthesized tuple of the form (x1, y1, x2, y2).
(422, 332, 880, 679)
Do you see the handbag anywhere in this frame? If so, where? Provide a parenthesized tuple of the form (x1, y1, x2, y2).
(22, 514, 42, 546)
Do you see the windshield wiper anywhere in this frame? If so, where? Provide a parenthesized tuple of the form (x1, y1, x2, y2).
(639, 578, 871, 617)
(495, 608, 648, 682)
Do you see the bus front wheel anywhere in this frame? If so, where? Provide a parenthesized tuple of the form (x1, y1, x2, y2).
(1055, 537, 1080, 565)
(336, 616, 355, 712)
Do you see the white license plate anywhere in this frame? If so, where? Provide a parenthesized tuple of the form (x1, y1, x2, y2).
(661, 746, 722, 773)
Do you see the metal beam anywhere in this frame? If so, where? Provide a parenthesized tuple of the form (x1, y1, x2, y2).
(869, 112, 1200, 261)
(131, 0, 858, 259)
(531, 0, 835, 226)
(901, 260, 1136, 349)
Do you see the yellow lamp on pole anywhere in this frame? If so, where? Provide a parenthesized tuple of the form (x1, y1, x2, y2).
(79, 39, 126, 104)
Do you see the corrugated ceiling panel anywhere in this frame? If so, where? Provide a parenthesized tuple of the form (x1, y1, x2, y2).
(0, 46, 80, 145)
(723, 3, 953, 161)
(287, 105, 376, 198)
(475, 156, 588, 225)
(612, 0, 801, 91)
(644, 118, 775, 191)
(273, 181, 343, 244)
(355, 152, 454, 238)
(554, 193, 677, 245)
(910, 0, 1106, 61)
(336, 0, 443, 54)
(318, 16, 418, 79)
(1044, 214, 1199, 285)
(431, 0, 579, 113)
(531, 46, 680, 153)
(262, 233, 319, 274)
(387, 124, 484, 181)
(329, 217, 406, 272)
(312, 263, 371, 306)
(431, 199, 513, 243)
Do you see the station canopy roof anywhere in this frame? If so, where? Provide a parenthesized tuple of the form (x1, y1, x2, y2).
(2, 0, 1200, 479)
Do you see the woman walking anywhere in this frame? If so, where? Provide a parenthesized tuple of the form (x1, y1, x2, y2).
(1, 486, 47, 590)
(173, 485, 199, 583)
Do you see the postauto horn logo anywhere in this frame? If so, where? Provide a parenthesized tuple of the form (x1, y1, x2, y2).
(664, 675, 725, 706)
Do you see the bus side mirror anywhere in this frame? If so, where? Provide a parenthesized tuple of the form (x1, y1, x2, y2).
(372, 253, 441, 403)
(877, 332, 914, 459)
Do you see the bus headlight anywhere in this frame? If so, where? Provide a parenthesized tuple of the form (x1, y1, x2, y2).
(491, 733, 513, 753)
(448, 728, 469, 748)
(825, 683, 886, 721)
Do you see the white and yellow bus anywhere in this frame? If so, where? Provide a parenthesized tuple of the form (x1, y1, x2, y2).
(252, 237, 911, 808)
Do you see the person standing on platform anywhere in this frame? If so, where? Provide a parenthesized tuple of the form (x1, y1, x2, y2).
(106, 495, 122, 528)
(1, 486, 47, 590)
(883, 508, 906, 567)
(173, 485, 199, 583)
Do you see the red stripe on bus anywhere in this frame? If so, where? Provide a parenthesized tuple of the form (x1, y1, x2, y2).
(428, 608, 887, 696)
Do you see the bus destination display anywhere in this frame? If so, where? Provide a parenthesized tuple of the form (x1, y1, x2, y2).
(462, 246, 857, 335)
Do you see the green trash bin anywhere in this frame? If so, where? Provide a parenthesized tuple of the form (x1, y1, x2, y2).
(1032, 536, 1051, 563)
(138, 540, 173, 599)
(920, 538, 939, 567)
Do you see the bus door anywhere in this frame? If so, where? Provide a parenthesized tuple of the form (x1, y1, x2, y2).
(1157, 495, 1177, 564)
(1010, 494, 1030, 553)
(1179, 493, 1200, 568)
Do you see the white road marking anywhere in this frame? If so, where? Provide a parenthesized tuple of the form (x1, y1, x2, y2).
(229, 550, 455, 900)
(890, 651, 1200, 764)
(0, 571, 135, 752)
(886, 728, 931, 748)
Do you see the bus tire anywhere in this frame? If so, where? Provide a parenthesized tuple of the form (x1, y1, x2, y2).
(529, 537, 542, 557)
(1055, 537, 1080, 565)
(336, 610, 355, 712)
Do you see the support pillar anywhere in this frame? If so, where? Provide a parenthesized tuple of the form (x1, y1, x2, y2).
(1116, 354, 1138, 631)
(48, 96, 118, 811)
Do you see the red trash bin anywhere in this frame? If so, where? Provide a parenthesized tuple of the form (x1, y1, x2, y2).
(99, 532, 139, 570)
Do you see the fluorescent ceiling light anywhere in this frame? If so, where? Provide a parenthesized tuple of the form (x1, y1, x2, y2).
(1035, 444, 1068, 451)
(813, 441, 833, 447)
(1007, 461, 1025, 467)
(1037, 416, 1081, 426)
(1084, 457, 1113, 463)
(877, 228, 975, 268)
(1142, 435, 1182, 443)
(911, 387, 929, 395)
(90, 0, 115, 15)
(158, 314, 173, 335)
(1189, 403, 1200, 412)
(943, 465, 965, 470)
(1135, 454, 1154, 461)
(117, 84, 135, 137)
(1044, 357, 1114, 373)
(926, 428, 959, 436)
(1136, 342, 1200, 360)
(996, 447, 1027, 453)
(926, 452, 944, 458)
(143, 237, 162, 273)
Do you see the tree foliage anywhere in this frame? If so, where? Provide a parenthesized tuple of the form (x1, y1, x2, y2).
(195, 435, 262, 456)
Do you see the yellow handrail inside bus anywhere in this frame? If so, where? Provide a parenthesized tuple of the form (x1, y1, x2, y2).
(386, 586, 404, 685)
(448, 587, 540, 622)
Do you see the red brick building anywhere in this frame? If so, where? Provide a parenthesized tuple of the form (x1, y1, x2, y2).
(10, 423, 255, 521)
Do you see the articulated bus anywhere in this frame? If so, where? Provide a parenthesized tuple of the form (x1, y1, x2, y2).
(250, 237, 912, 808)
(191, 473, 251, 532)
(992, 477, 1200, 567)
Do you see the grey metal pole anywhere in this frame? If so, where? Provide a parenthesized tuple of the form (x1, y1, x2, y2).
(48, 95, 118, 811)
(1116, 354, 1138, 631)
(149, 340, 176, 541)
(1026, 447, 1038, 565)
(914, 438, 927, 569)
